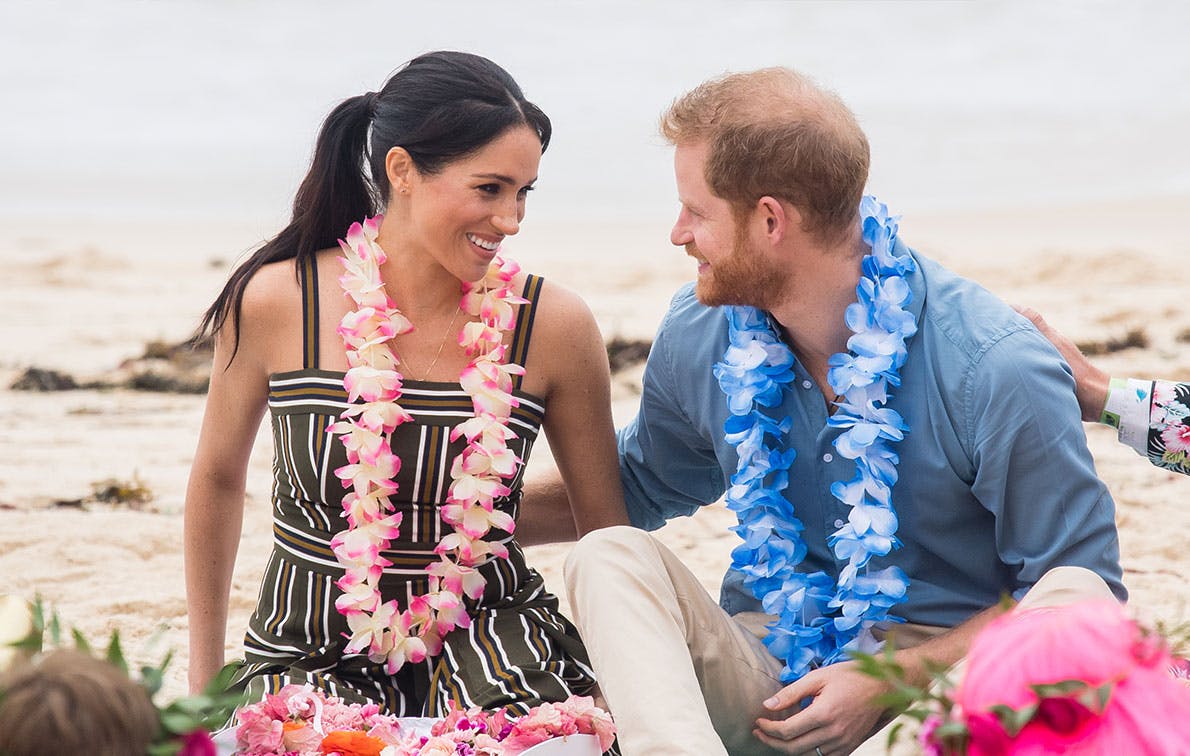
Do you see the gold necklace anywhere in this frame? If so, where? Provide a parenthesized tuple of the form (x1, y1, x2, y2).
(400, 306, 462, 381)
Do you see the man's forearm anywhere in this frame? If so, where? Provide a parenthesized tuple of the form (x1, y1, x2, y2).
(891, 604, 1007, 688)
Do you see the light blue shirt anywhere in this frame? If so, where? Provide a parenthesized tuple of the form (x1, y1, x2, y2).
(617, 247, 1126, 628)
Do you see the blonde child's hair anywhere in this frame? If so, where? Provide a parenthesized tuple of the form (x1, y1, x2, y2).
(0, 648, 159, 756)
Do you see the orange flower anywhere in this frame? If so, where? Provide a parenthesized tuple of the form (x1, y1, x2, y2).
(318, 730, 388, 756)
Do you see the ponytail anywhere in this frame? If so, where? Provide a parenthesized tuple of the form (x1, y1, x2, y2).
(194, 51, 551, 368)
(193, 92, 377, 363)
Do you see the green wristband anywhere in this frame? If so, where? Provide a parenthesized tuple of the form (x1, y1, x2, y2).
(1098, 377, 1128, 428)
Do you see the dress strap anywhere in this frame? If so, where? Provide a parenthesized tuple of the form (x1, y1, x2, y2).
(299, 254, 320, 370)
(507, 274, 544, 390)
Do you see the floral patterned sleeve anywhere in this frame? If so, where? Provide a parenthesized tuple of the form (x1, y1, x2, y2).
(1102, 378, 1190, 475)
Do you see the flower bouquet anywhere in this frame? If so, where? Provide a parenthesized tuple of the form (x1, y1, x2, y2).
(856, 599, 1190, 754)
(233, 685, 615, 756)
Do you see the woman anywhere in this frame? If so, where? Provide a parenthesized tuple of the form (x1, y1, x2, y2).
(184, 51, 628, 716)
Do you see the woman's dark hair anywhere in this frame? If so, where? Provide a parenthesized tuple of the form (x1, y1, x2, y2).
(194, 51, 551, 361)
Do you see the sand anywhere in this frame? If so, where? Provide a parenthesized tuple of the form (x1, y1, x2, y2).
(0, 199, 1186, 752)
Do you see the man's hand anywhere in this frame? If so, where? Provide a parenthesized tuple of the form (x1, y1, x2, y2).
(1013, 305, 1110, 423)
(752, 661, 889, 755)
(752, 606, 1003, 754)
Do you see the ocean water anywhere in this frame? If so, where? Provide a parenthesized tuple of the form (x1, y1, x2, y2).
(1, 0, 1188, 251)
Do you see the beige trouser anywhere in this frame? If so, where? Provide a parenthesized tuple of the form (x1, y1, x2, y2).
(563, 525, 1117, 756)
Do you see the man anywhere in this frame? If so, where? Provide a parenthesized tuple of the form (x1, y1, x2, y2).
(526, 68, 1125, 755)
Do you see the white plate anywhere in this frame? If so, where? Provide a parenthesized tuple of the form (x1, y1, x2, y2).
(213, 721, 603, 754)
(520, 733, 602, 755)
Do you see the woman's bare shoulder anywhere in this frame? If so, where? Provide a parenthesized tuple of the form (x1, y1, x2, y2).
(223, 257, 305, 363)
(239, 258, 302, 318)
(527, 276, 600, 341)
(522, 276, 608, 387)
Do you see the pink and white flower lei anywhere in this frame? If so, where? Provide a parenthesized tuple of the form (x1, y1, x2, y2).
(329, 215, 528, 673)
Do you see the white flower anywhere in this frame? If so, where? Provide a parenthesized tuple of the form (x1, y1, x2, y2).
(0, 595, 33, 674)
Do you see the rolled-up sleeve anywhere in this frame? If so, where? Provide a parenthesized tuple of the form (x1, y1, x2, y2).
(617, 304, 725, 531)
(966, 327, 1126, 601)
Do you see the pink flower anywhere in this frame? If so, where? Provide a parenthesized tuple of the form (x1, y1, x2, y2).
(500, 701, 584, 754)
(335, 457, 400, 500)
(432, 700, 490, 737)
(460, 255, 525, 329)
(917, 713, 944, 755)
(436, 533, 509, 564)
(341, 492, 399, 530)
(458, 362, 523, 418)
(958, 600, 1190, 754)
(365, 719, 405, 745)
(281, 720, 325, 752)
(964, 711, 1010, 756)
(1171, 656, 1190, 684)
(429, 591, 471, 635)
(384, 613, 428, 672)
(344, 366, 403, 404)
(446, 475, 512, 513)
(450, 414, 516, 446)
(343, 599, 397, 658)
(412, 614, 444, 657)
(1160, 422, 1190, 453)
(1033, 695, 1097, 735)
(342, 401, 414, 434)
(456, 442, 519, 479)
(235, 706, 285, 752)
(1153, 380, 1176, 407)
(330, 528, 387, 574)
(555, 696, 616, 751)
(331, 422, 387, 461)
(458, 321, 505, 357)
(177, 729, 218, 756)
(440, 498, 514, 539)
(426, 557, 486, 599)
(338, 219, 388, 308)
(334, 570, 381, 615)
(285, 686, 326, 721)
(414, 735, 464, 755)
(261, 686, 310, 719)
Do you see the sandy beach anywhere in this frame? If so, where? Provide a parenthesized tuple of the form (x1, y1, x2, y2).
(1, 196, 1187, 738)
(1, 2, 1188, 752)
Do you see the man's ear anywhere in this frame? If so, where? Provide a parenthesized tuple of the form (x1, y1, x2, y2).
(756, 195, 795, 245)
(756, 196, 804, 246)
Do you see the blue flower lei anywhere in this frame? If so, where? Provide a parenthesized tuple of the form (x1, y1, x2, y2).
(713, 196, 918, 683)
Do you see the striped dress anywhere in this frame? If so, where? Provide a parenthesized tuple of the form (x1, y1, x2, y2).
(233, 256, 598, 717)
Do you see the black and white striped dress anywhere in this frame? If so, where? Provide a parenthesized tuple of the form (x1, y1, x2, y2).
(232, 257, 597, 716)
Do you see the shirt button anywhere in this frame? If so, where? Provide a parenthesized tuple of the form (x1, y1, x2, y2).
(834, 519, 845, 528)
(822, 453, 833, 463)
(802, 380, 813, 389)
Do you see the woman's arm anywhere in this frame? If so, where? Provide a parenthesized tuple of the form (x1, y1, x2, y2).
(531, 283, 630, 537)
(184, 273, 280, 692)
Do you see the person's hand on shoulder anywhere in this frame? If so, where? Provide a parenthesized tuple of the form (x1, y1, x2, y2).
(1013, 305, 1109, 422)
